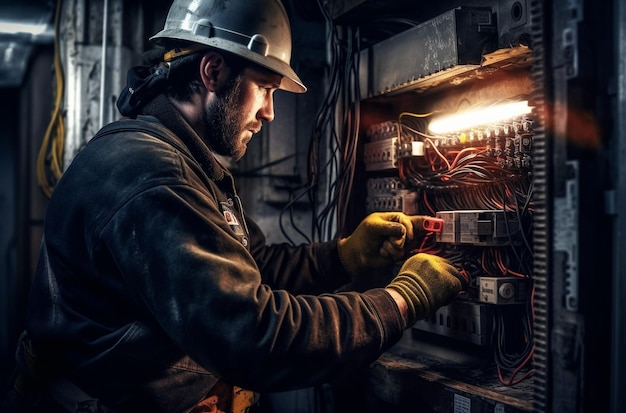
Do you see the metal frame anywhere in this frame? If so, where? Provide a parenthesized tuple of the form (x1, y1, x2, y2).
(612, 0, 626, 410)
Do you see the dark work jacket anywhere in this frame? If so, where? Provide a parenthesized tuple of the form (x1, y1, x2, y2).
(23, 95, 405, 412)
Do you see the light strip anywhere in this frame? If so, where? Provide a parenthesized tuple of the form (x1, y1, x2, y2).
(428, 100, 533, 134)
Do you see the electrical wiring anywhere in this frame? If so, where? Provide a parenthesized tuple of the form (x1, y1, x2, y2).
(233, 154, 300, 178)
(423, 138, 451, 170)
(295, 9, 537, 387)
(286, 0, 362, 244)
(514, 181, 534, 258)
(411, 231, 439, 255)
(389, 109, 536, 385)
(299, 0, 346, 242)
(492, 303, 535, 385)
(279, 196, 312, 245)
(280, 0, 341, 242)
(234, 151, 319, 244)
(304, 6, 439, 242)
(36, 0, 65, 198)
(335, 32, 361, 237)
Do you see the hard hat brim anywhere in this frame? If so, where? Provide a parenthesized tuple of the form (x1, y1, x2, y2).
(150, 31, 307, 94)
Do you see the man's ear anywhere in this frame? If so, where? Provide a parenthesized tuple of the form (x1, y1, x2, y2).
(200, 52, 226, 92)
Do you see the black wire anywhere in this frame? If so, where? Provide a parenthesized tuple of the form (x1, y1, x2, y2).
(335, 25, 361, 237)
(233, 154, 298, 177)
(304, 0, 345, 241)
(302, 0, 363, 242)
(276, 184, 316, 245)
(493, 307, 533, 371)
(278, 0, 344, 243)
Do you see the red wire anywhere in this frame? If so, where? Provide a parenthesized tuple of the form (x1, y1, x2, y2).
(423, 191, 436, 215)
(497, 347, 535, 385)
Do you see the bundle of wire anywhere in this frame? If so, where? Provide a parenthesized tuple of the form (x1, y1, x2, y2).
(396, 113, 535, 385)
(277, 0, 362, 244)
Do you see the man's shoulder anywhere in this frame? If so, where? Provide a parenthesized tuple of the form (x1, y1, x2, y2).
(95, 116, 180, 145)
(86, 117, 188, 159)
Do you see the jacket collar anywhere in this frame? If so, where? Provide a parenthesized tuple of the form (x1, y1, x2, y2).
(141, 94, 227, 181)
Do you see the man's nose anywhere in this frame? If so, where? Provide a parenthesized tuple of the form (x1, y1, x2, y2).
(258, 94, 275, 123)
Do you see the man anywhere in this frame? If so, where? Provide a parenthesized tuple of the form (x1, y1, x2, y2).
(7, 0, 466, 412)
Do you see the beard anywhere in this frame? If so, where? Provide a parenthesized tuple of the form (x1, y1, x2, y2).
(203, 74, 249, 161)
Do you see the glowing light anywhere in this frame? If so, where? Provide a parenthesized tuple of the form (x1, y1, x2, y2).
(428, 100, 533, 134)
(0, 21, 49, 36)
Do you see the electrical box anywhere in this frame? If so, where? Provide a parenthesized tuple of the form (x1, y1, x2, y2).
(476, 276, 530, 305)
(334, 0, 618, 410)
(358, 6, 498, 97)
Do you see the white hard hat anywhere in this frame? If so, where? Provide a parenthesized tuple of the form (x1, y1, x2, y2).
(150, 0, 306, 93)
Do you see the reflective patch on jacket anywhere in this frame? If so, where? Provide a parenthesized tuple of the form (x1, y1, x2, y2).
(219, 198, 249, 248)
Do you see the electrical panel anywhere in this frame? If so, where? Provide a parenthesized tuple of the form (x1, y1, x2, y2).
(346, 2, 537, 410)
(329, 0, 618, 411)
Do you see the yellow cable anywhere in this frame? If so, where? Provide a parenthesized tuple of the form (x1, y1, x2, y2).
(37, 0, 65, 198)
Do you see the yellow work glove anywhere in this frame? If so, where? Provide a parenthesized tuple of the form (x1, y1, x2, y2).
(401, 214, 437, 252)
(386, 253, 467, 327)
(338, 212, 430, 276)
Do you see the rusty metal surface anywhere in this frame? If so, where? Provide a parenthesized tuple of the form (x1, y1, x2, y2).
(358, 7, 498, 98)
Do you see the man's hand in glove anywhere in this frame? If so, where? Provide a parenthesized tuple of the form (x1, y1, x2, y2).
(338, 212, 411, 276)
(385, 253, 468, 328)
(337, 212, 435, 277)
(403, 215, 441, 252)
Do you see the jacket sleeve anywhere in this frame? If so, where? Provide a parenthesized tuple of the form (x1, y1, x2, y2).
(99, 183, 405, 393)
(246, 219, 352, 295)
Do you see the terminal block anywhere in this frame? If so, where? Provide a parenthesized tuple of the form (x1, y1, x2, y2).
(366, 191, 420, 214)
(435, 209, 520, 245)
(364, 138, 398, 171)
